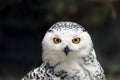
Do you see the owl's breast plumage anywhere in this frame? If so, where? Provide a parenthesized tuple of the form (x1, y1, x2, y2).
(22, 62, 92, 80)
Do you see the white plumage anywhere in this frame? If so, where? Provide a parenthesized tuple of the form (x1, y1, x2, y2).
(22, 22, 106, 80)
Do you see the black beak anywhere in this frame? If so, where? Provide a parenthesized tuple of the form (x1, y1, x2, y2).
(63, 46, 70, 55)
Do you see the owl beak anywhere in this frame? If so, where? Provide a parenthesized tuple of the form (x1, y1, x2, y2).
(63, 46, 70, 55)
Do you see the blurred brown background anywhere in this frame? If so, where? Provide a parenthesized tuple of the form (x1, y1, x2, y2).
(0, 0, 120, 80)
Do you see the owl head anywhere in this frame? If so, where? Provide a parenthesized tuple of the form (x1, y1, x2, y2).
(42, 22, 93, 66)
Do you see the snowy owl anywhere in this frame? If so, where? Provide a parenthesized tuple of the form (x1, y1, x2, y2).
(21, 22, 106, 80)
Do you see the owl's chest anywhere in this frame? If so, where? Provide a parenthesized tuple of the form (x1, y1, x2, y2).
(44, 71, 81, 80)
(52, 71, 90, 80)
(44, 67, 89, 80)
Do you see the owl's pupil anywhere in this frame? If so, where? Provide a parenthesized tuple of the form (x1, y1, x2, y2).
(57, 39, 59, 42)
(74, 39, 77, 41)
(56, 39, 61, 42)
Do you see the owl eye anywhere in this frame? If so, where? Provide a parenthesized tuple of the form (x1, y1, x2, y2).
(53, 37, 61, 44)
(72, 38, 81, 44)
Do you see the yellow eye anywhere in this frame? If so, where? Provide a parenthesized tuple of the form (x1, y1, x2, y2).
(53, 37, 61, 44)
(72, 38, 81, 44)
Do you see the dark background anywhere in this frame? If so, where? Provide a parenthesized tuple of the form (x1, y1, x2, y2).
(0, 0, 120, 80)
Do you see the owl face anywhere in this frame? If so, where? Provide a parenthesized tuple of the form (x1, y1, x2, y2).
(42, 22, 93, 66)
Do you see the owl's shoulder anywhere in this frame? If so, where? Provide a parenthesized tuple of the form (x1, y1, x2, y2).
(21, 63, 55, 80)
